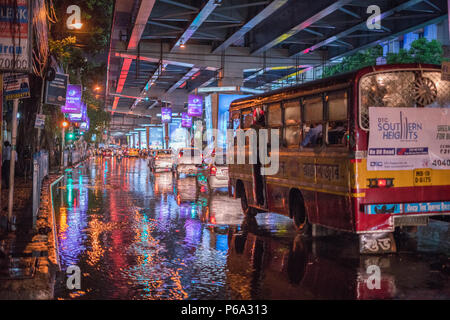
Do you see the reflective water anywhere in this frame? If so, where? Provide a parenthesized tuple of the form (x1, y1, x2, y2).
(53, 158, 450, 300)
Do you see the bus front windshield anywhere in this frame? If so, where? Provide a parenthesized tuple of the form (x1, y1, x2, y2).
(359, 70, 450, 130)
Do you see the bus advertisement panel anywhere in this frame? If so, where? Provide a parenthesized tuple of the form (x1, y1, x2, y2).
(368, 107, 450, 171)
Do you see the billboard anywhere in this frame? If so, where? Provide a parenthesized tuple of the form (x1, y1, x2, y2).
(181, 112, 192, 128)
(188, 95, 203, 117)
(80, 118, 90, 131)
(3, 73, 30, 100)
(81, 103, 87, 122)
(68, 112, 82, 122)
(61, 84, 82, 114)
(161, 107, 172, 123)
(368, 107, 450, 171)
(0, 0, 31, 73)
(45, 73, 68, 106)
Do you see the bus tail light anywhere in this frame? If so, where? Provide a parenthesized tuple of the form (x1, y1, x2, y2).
(368, 178, 394, 188)
(210, 166, 217, 176)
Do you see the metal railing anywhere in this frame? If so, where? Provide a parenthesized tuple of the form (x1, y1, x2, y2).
(32, 150, 49, 227)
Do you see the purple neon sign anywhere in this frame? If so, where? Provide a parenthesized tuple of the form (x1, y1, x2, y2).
(161, 107, 172, 123)
(181, 112, 192, 128)
(61, 84, 82, 114)
(188, 95, 203, 117)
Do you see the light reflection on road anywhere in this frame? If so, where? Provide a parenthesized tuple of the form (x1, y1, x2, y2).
(53, 157, 450, 300)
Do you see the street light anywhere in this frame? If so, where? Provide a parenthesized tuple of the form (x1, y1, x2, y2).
(61, 121, 69, 171)
(68, 22, 83, 29)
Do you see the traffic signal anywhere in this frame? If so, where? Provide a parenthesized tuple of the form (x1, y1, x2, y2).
(66, 132, 75, 141)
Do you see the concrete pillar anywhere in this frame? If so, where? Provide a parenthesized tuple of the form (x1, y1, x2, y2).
(437, 18, 450, 46)
(138, 131, 141, 149)
(164, 123, 169, 149)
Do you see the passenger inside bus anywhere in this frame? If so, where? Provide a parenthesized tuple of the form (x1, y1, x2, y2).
(328, 121, 347, 145)
(301, 123, 323, 147)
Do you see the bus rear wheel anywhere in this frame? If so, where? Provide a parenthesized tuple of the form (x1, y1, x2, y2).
(290, 191, 311, 235)
(239, 183, 257, 218)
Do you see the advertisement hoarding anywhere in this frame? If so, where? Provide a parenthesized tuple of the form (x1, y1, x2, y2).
(45, 73, 68, 106)
(181, 112, 192, 128)
(0, 0, 31, 73)
(61, 84, 82, 114)
(68, 112, 83, 122)
(188, 95, 203, 117)
(368, 107, 450, 171)
(3, 73, 30, 100)
(161, 107, 172, 123)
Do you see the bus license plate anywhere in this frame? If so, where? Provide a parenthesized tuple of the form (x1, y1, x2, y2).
(413, 169, 432, 186)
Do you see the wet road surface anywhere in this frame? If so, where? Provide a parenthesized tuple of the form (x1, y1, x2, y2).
(53, 157, 450, 299)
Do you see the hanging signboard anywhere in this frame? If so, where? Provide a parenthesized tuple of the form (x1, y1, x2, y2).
(45, 73, 68, 105)
(188, 95, 203, 117)
(161, 107, 172, 123)
(81, 103, 87, 121)
(67, 112, 83, 122)
(61, 84, 82, 113)
(0, 0, 31, 73)
(34, 114, 45, 129)
(3, 73, 30, 100)
(80, 117, 89, 131)
(181, 112, 192, 128)
(367, 107, 450, 171)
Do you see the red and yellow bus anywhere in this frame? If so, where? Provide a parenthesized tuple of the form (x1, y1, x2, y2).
(228, 63, 450, 253)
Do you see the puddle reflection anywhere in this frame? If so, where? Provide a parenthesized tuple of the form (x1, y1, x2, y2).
(52, 158, 450, 300)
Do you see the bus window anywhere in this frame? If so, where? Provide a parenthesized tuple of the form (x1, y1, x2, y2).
(302, 96, 323, 147)
(327, 91, 348, 145)
(359, 71, 450, 130)
(268, 103, 282, 127)
(284, 100, 301, 125)
(328, 91, 347, 121)
(283, 100, 301, 147)
(231, 111, 240, 130)
(243, 110, 253, 128)
(304, 96, 323, 122)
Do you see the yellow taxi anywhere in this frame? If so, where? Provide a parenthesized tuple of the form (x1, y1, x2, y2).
(127, 148, 139, 157)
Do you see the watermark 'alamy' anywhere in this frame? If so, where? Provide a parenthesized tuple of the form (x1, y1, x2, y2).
(66, 265, 81, 290)
(366, 5, 381, 30)
(178, 127, 280, 176)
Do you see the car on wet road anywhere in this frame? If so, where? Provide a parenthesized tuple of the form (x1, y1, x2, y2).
(149, 149, 174, 173)
(199, 151, 229, 192)
(174, 147, 202, 178)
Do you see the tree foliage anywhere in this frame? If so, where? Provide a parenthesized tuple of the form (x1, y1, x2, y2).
(322, 38, 444, 78)
(42, 0, 113, 151)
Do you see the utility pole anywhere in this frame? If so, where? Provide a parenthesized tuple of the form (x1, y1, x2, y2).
(60, 122, 68, 171)
(7, 99, 19, 231)
(36, 76, 45, 152)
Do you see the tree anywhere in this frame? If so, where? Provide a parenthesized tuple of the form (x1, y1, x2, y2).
(322, 46, 383, 78)
(323, 38, 444, 78)
(40, 0, 113, 154)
